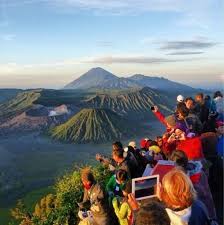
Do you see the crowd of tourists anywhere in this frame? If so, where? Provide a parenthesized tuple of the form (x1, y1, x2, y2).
(77, 91, 223, 225)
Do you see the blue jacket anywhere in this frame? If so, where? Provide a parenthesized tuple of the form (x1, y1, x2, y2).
(216, 136, 224, 157)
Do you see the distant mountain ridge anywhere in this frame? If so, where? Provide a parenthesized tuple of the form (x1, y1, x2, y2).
(129, 74, 195, 92)
(64, 67, 196, 93)
(81, 87, 173, 119)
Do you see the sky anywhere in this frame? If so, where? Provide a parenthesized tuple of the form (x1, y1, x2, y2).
(0, 0, 223, 89)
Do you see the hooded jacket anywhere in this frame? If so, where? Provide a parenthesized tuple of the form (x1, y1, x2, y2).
(166, 200, 210, 225)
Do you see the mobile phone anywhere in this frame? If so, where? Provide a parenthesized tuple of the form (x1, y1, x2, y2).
(151, 106, 155, 111)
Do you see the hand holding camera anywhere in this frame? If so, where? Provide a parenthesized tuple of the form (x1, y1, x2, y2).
(151, 105, 158, 113)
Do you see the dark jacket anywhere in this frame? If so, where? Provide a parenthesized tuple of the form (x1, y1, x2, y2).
(79, 182, 110, 225)
(187, 161, 216, 219)
(189, 200, 211, 225)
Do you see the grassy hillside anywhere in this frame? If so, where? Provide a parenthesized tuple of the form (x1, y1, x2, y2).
(0, 90, 41, 120)
(50, 108, 135, 143)
(82, 87, 174, 119)
(10, 165, 111, 225)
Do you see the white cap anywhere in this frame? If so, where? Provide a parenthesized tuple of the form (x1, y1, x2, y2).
(177, 95, 184, 102)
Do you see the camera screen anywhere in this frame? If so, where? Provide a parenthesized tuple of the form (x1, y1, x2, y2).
(133, 176, 158, 200)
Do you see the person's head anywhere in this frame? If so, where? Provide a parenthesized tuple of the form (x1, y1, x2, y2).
(177, 95, 184, 103)
(135, 201, 170, 225)
(140, 138, 151, 149)
(112, 147, 124, 163)
(122, 180, 132, 197)
(81, 167, 95, 190)
(213, 91, 223, 99)
(116, 169, 128, 184)
(195, 93, 204, 103)
(185, 97, 194, 110)
(205, 95, 211, 101)
(216, 125, 224, 136)
(160, 169, 196, 210)
(112, 141, 123, 150)
(176, 102, 189, 119)
(164, 115, 176, 129)
(128, 141, 137, 149)
(169, 150, 188, 170)
(156, 136, 163, 147)
(174, 128, 186, 140)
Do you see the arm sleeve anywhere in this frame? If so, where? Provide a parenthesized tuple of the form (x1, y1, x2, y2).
(112, 198, 129, 220)
(153, 111, 167, 127)
(106, 175, 115, 193)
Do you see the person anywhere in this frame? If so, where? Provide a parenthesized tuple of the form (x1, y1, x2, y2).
(185, 97, 196, 114)
(135, 200, 170, 225)
(205, 95, 216, 114)
(96, 142, 140, 178)
(169, 150, 217, 220)
(125, 145, 146, 175)
(128, 141, 137, 150)
(112, 181, 133, 225)
(152, 106, 176, 132)
(195, 93, 209, 125)
(213, 91, 224, 121)
(139, 138, 151, 156)
(163, 128, 204, 161)
(145, 144, 163, 165)
(176, 102, 203, 135)
(78, 168, 110, 225)
(106, 170, 129, 203)
(159, 169, 211, 225)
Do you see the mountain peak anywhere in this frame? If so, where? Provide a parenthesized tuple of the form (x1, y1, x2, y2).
(50, 108, 132, 143)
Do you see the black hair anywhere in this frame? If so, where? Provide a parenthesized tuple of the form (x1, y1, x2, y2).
(185, 97, 194, 102)
(176, 102, 189, 118)
(214, 91, 223, 99)
(195, 93, 204, 99)
(116, 169, 128, 182)
(113, 147, 124, 159)
(169, 150, 188, 170)
(123, 180, 132, 194)
(150, 141, 159, 146)
(135, 200, 170, 225)
(112, 141, 123, 150)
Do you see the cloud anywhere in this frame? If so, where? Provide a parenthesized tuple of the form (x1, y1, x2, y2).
(82, 55, 196, 64)
(167, 51, 204, 55)
(160, 40, 216, 50)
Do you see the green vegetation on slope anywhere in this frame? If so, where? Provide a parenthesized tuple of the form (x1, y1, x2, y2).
(50, 108, 134, 143)
(0, 90, 41, 120)
(82, 87, 174, 118)
(11, 165, 111, 225)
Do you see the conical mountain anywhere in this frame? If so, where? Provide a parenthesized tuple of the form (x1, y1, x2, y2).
(50, 108, 134, 143)
(64, 67, 141, 90)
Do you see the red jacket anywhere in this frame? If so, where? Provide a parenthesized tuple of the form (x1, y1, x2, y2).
(177, 137, 204, 160)
(153, 111, 167, 127)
